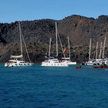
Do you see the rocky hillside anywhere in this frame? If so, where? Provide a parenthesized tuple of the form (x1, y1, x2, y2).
(0, 15, 108, 63)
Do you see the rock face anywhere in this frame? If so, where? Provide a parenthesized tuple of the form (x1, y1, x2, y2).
(0, 15, 108, 63)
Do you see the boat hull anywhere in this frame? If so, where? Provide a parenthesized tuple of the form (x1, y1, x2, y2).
(41, 62, 68, 67)
(4, 62, 32, 67)
(41, 64, 68, 67)
(68, 62, 76, 65)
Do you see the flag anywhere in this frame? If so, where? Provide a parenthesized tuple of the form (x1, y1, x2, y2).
(63, 48, 68, 53)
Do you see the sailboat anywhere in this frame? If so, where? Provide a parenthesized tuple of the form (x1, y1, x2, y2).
(86, 38, 104, 65)
(4, 22, 32, 67)
(93, 36, 108, 68)
(86, 38, 96, 65)
(41, 22, 68, 67)
(86, 36, 108, 66)
(61, 37, 76, 65)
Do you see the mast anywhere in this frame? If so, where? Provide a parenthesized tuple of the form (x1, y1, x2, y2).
(99, 42, 103, 59)
(48, 38, 52, 58)
(67, 36, 71, 59)
(58, 34, 65, 58)
(102, 36, 106, 59)
(88, 38, 92, 61)
(18, 22, 23, 56)
(22, 33, 31, 63)
(55, 22, 58, 57)
(95, 41, 98, 59)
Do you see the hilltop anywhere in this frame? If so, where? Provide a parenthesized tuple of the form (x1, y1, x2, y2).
(0, 15, 108, 63)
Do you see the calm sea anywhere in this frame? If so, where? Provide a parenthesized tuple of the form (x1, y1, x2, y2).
(0, 64, 108, 108)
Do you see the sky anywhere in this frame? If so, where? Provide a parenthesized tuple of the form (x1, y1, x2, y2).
(0, 0, 108, 23)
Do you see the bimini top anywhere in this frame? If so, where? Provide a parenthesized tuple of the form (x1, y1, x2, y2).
(10, 55, 23, 58)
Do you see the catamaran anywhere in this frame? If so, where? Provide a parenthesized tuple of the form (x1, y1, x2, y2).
(86, 36, 108, 66)
(41, 22, 68, 67)
(4, 22, 32, 67)
(93, 36, 108, 66)
(61, 37, 76, 65)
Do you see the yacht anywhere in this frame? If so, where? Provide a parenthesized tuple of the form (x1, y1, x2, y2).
(4, 55, 32, 67)
(41, 57, 68, 67)
(86, 36, 108, 66)
(4, 22, 32, 67)
(41, 22, 68, 67)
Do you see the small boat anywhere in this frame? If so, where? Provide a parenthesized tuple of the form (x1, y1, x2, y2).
(76, 64, 82, 69)
(4, 55, 32, 67)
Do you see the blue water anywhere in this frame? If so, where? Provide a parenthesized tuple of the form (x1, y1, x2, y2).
(0, 65, 108, 108)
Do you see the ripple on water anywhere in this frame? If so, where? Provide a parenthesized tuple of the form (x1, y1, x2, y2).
(0, 65, 108, 108)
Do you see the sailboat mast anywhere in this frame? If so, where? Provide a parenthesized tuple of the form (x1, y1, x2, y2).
(67, 36, 71, 59)
(18, 22, 23, 56)
(89, 38, 92, 61)
(99, 42, 103, 59)
(58, 35, 65, 58)
(102, 36, 106, 59)
(48, 38, 52, 58)
(55, 22, 58, 57)
(95, 41, 98, 59)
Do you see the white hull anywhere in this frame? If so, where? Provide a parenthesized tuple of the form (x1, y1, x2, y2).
(86, 59, 96, 65)
(86, 62, 95, 65)
(5, 62, 32, 67)
(61, 58, 76, 65)
(94, 59, 108, 65)
(66, 61, 76, 65)
(86, 59, 108, 66)
(41, 59, 68, 67)
(41, 63, 68, 67)
(61, 61, 76, 65)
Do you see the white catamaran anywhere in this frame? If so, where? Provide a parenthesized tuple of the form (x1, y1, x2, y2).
(41, 22, 68, 67)
(94, 36, 108, 65)
(4, 22, 32, 67)
(86, 36, 108, 66)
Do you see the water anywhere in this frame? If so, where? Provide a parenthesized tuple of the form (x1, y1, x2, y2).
(0, 65, 108, 108)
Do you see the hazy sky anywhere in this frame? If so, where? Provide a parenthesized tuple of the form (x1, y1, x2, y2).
(0, 0, 108, 23)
